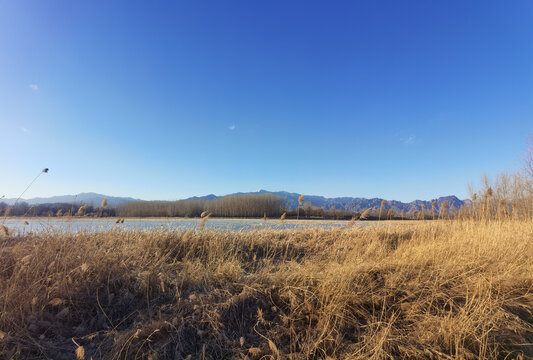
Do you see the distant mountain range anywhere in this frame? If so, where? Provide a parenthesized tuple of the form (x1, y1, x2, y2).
(1, 190, 466, 213)
(0, 192, 140, 207)
(186, 190, 466, 213)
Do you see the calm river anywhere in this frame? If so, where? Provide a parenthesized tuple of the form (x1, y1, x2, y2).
(2, 218, 369, 235)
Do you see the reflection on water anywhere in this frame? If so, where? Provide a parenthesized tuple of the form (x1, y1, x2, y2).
(3, 218, 369, 235)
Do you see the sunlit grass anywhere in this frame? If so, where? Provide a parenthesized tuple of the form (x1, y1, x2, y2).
(0, 219, 531, 359)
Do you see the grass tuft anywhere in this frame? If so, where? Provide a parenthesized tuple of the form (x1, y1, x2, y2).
(0, 220, 531, 359)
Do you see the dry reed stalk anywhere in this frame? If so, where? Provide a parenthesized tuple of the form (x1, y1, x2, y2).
(439, 202, 449, 220)
(378, 200, 387, 221)
(498, 199, 506, 219)
(75, 204, 88, 217)
(198, 213, 211, 230)
(360, 208, 370, 220)
(0, 221, 531, 359)
(75, 346, 85, 360)
(346, 217, 356, 228)
(98, 198, 108, 217)
(297, 194, 304, 220)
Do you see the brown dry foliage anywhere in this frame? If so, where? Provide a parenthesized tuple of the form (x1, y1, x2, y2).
(0, 220, 531, 359)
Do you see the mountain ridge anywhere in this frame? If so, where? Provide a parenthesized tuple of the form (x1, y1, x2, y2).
(0, 192, 140, 207)
(1, 190, 466, 213)
(185, 189, 466, 213)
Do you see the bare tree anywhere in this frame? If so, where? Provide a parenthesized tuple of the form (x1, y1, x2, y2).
(525, 134, 533, 181)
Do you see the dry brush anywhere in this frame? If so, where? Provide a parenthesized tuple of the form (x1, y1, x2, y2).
(0, 220, 531, 359)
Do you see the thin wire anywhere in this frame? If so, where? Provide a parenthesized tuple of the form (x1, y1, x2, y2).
(2, 169, 47, 225)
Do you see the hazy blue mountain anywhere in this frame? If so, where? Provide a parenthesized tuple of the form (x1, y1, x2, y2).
(1, 192, 140, 207)
(1, 190, 465, 213)
(185, 190, 465, 213)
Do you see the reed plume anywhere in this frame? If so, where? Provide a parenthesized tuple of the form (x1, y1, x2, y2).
(379, 200, 386, 221)
(280, 212, 286, 223)
(439, 202, 449, 220)
(0, 221, 532, 358)
(97, 198, 108, 217)
(75, 204, 89, 217)
(346, 216, 356, 228)
(498, 199, 506, 219)
(72, 338, 85, 360)
(297, 193, 304, 220)
(359, 208, 370, 220)
(75, 346, 85, 360)
(199, 213, 211, 230)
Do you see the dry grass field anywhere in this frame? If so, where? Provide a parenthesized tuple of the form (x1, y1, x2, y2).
(0, 220, 532, 359)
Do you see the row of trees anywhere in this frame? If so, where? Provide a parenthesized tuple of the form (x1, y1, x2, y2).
(3, 135, 531, 221)
(0, 201, 115, 217)
(459, 136, 533, 220)
(0, 199, 455, 220)
(115, 199, 206, 218)
(115, 195, 458, 220)
(115, 194, 285, 218)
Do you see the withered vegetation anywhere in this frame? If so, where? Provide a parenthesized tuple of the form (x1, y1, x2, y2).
(0, 219, 531, 359)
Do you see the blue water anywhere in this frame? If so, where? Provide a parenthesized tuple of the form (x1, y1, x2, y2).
(2, 218, 368, 235)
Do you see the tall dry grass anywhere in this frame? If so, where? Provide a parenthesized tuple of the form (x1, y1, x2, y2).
(0, 220, 531, 359)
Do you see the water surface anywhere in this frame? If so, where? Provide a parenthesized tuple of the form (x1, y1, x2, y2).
(3, 217, 369, 235)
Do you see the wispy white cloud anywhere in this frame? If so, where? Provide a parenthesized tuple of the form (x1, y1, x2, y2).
(402, 135, 416, 145)
(29, 84, 39, 91)
(228, 125, 235, 130)
(21, 127, 28, 132)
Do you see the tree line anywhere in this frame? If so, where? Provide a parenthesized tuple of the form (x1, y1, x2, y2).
(2, 135, 531, 221)
(0, 202, 116, 217)
(115, 194, 285, 218)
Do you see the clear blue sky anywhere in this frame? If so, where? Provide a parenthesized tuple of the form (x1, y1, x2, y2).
(0, 0, 531, 202)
